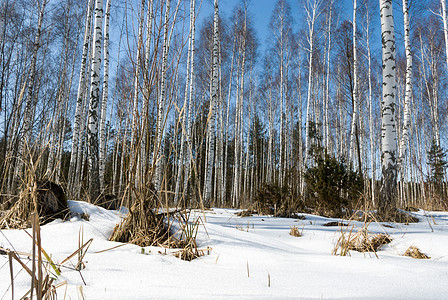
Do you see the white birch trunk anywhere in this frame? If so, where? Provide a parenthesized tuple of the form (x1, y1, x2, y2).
(203, 0, 219, 207)
(243, 81, 252, 200)
(365, 3, 376, 205)
(68, 0, 93, 195)
(154, 0, 171, 192)
(87, 0, 103, 201)
(99, 0, 111, 192)
(304, 0, 318, 171)
(349, 0, 359, 169)
(279, 12, 284, 187)
(223, 37, 236, 205)
(379, 0, 398, 216)
(441, 0, 448, 70)
(324, 5, 332, 150)
(140, 0, 154, 175)
(13, 0, 47, 187)
(267, 83, 274, 182)
(182, 1, 197, 202)
(130, 0, 146, 185)
(398, 0, 412, 168)
(174, 0, 195, 205)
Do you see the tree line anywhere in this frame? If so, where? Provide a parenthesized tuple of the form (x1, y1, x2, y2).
(1, 0, 448, 216)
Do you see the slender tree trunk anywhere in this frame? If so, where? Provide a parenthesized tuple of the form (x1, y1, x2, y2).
(141, 0, 154, 177)
(349, 0, 361, 174)
(87, 0, 103, 201)
(154, 0, 171, 192)
(399, 0, 412, 162)
(203, 0, 219, 207)
(365, 3, 376, 206)
(13, 0, 47, 189)
(304, 0, 319, 172)
(99, 0, 111, 192)
(441, 0, 448, 70)
(182, 1, 197, 205)
(379, 0, 398, 218)
(243, 77, 252, 201)
(174, 0, 195, 205)
(130, 0, 146, 186)
(223, 37, 236, 206)
(324, 5, 332, 150)
(68, 0, 93, 196)
(279, 11, 284, 187)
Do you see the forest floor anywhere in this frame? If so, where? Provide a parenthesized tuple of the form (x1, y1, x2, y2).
(1, 201, 447, 299)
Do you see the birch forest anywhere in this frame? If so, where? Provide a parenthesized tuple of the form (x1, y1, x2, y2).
(2, 0, 448, 218)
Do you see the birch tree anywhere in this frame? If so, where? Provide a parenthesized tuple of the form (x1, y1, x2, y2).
(87, 0, 103, 201)
(349, 0, 362, 174)
(398, 0, 413, 168)
(13, 0, 48, 189)
(68, 0, 93, 196)
(99, 0, 111, 192)
(154, 0, 171, 192)
(204, 0, 219, 207)
(441, 0, 448, 70)
(130, 0, 146, 184)
(303, 0, 322, 171)
(174, 0, 196, 205)
(379, 0, 398, 218)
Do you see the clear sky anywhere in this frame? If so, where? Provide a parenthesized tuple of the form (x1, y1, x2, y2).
(197, 0, 356, 54)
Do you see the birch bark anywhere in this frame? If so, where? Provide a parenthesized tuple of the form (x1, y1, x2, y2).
(398, 0, 413, 172)
(364, 1, 376, 205)
(349, 0, 360, 172)
(68, 0, 93, 195)
(13, 0, 47, 187)
(303, 0, 320, 170)
(379, 0, 398, 217)
(441, 0, 448, 70)
(87, 0, 103, 201)
(174, 0, 195, 205)
(204, 0, 219, 207)
(99, 0, 111, 192)
(154, 0, 171, 192)
(130, 0, 146, 184)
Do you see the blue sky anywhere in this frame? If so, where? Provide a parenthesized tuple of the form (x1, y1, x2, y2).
(197, 0, 357, 54)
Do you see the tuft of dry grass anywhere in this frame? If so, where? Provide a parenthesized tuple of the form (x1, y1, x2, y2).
(109, 203, 172, 247)
(289, 225, 302, 237)
(333, 221, 392, 256)
(109, 185, 176, 248)
(403, 246, 430, 259)
(110, 185, 211, 261)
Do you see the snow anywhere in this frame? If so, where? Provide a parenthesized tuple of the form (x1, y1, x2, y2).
(1, 201, 448, 299)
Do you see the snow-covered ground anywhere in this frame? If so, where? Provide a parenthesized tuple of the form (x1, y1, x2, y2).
(1, 201, 447, 299)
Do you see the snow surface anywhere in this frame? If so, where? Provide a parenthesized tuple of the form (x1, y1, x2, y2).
(1, 201, 447, 299)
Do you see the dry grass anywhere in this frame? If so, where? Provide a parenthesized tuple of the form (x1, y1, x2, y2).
(109, 197, 173, 247)
(171, 246, 212, 261)
(5, 213, 64, 299)
(0, 180, 69, 229)
(403, 246, 430, 259)
(110, 185, 210, 261)
(332, 221, 392, 256)
(172, 214, 206, 261)
(155, 213, 211, 261)
(289, 225, 302, 237)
